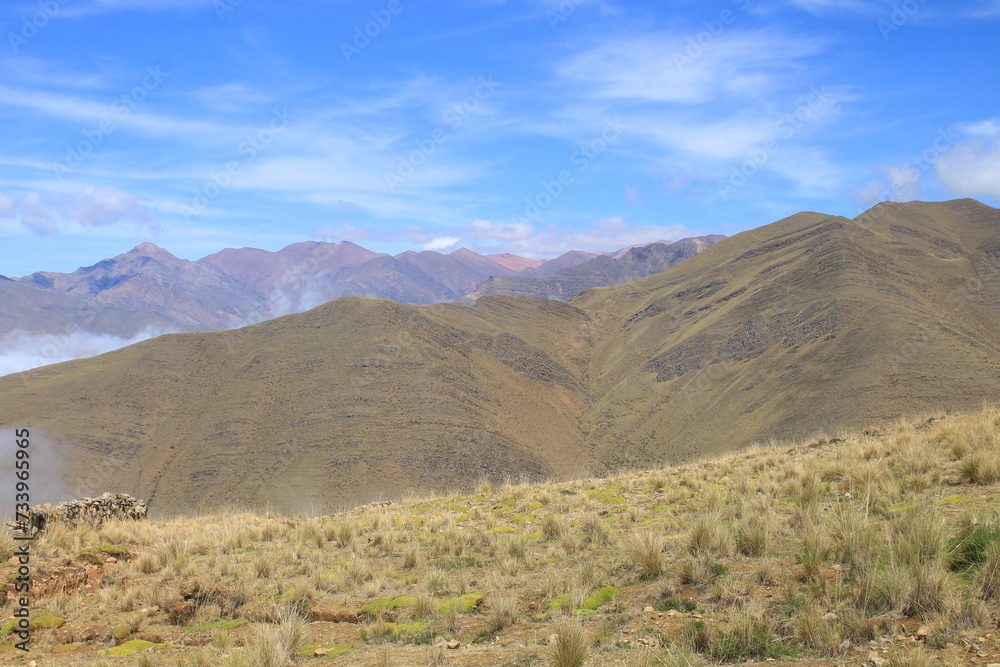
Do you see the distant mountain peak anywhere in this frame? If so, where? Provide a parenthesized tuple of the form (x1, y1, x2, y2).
(130, 242, 168, 255)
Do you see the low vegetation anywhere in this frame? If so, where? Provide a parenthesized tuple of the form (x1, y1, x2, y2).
(5, 406, 1000, 665)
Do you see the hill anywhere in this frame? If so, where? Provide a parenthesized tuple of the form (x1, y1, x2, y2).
(574, 198, 1000, 467)
(464, 236, 724, 302)
(4, 241, 624, 338)
(0, 199, 998, 513)
(4, 407, 1000, 665)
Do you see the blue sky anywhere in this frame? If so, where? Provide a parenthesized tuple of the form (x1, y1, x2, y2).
(0, 0, 998, 276)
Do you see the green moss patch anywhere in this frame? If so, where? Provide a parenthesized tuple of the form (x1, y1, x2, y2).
(50, 645, 80, 653)
(186, 619, 249, 633)
(0, 621, 17, 637)
(97, 639, 180, 656)
(546, 593, 573, 612)
(437, 593, 483, 614)
(888, 502, 917, 512)
(487, 526, 516, 534)
(32, 612, 65, 629)
(582, 586, 620, 610)
(361, 621, 430, 643)
(937, 495, 981, 505)
(585, 487, 625, 504)
(359, 595, 415, 615)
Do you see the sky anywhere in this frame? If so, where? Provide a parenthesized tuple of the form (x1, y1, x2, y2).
(0, 0, 998, 276)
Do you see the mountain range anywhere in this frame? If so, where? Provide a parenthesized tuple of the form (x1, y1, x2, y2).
(2, 237, 721, 338)
(1, 199, 998, 515)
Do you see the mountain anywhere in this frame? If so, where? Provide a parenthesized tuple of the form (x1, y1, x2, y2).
(464, 236, 724, 302)
(520, 250, 602, 277)
(574, 198, 1000, 466)
(4, 242, 632, 337)
(0, 277, 177, 337)
(19, 242, 269, 332)
(2, 199, 997, 514)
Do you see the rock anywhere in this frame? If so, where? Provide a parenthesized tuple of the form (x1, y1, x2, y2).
(314, 648, 329, 656)
(916, 625, 930, 638)
(666, 609, 678, 616)
(14, 493, 147, 534)
(447, 640, 461, 649)
(822, 612, 837, 621)
(643, 606, 655, 612)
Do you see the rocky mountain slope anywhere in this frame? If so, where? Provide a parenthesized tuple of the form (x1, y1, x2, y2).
(0, 199, 997, 513)
(4, 241, 675, 338)
(464, 236, 724, 302)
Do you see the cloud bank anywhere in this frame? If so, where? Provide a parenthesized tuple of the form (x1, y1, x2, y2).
(0, 327, 168, 377)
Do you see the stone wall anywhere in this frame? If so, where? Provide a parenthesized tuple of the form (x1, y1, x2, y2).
(21, 493, 148, 533)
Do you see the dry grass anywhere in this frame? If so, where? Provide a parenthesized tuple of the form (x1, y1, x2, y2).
(9, 406, 1000, 666)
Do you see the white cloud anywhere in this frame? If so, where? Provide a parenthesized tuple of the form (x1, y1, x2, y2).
(467, 219, 534, 241)
(423, 236, 461, 251)
(59, 0, 213, 18)
(11, 187, 161, 236)
(68, 186, 160, 230)
(192, 82, 273, 113)
(473, 217, 697, 256)
(850, 164, 923, 207)
(934, 120, 1000, 200)
(556, 31, 826, 105)
(0, 193, 14, 217)
(0, 327, 169, 378)
(20, 192, 58, 235)
(786, 0, 887, 14)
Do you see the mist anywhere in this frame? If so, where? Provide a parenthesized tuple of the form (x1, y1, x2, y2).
(0, 327, 172, 378)
(0, 428, 75, 518)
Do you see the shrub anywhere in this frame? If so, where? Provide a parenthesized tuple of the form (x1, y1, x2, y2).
(622, 531, 666, 580)
(687, 513, 729, 556)
(486, 596, 518, 634)
(548, 620, 588, 667)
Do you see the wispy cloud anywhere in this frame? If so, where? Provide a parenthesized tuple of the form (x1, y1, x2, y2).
(934, 120, 1000, 200)
(4, 187, 161, 235)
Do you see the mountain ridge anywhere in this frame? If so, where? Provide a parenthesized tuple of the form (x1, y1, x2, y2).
(2, 199, 997, 514)
(3, 239, 713, 338)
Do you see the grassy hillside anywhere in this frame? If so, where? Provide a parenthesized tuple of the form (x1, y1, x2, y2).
(573, 198, 1000, 468)
(5, 406, 1000, 665)
(1, 199, 999, 513)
